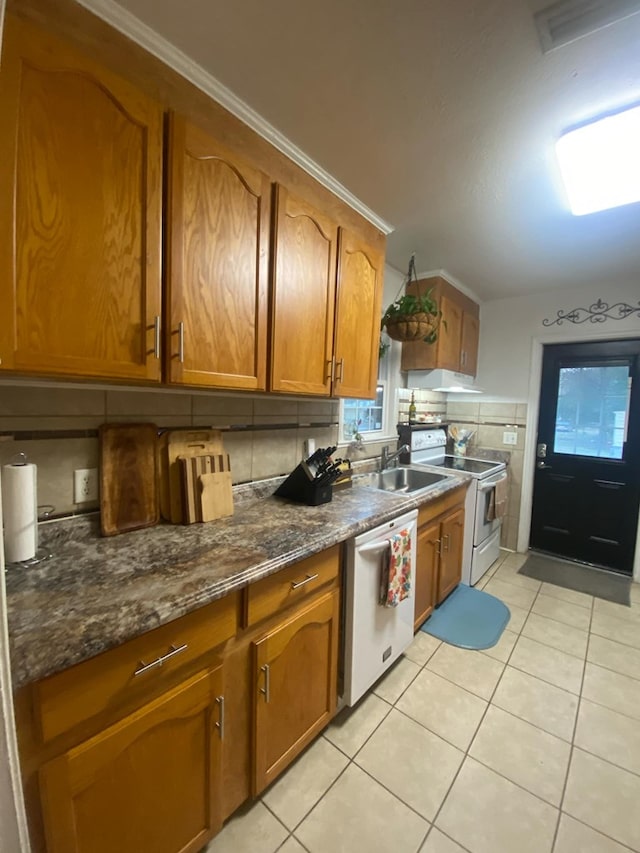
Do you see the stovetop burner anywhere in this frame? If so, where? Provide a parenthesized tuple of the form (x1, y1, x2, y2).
(439, 455, 503, 475)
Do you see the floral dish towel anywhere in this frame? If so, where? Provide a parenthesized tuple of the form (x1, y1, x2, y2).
(379, 528, 412, 607)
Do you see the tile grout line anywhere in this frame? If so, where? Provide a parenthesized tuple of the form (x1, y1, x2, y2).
(549, 590, 594, 853)
(419, 585, 533, 849)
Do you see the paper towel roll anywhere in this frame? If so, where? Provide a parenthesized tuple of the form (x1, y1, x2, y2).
(2, 462, 38, 563)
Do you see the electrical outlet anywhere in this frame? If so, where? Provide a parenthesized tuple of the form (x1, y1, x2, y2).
(74, 468, 99, 503)
(502, 431, 518, 446)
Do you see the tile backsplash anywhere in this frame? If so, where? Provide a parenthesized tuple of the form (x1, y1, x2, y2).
(0, 384, 343, 516)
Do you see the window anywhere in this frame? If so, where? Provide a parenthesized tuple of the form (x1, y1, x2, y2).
(342, 385, 385, 442)
(554, 363, 631, 459)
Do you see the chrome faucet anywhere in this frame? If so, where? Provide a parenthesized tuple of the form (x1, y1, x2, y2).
(379, 444, 410, 471)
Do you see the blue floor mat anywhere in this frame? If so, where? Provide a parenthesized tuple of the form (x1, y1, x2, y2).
(420, 584, 510, 650)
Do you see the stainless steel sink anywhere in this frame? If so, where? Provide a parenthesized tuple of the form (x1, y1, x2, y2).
(356, 466, 448, 494)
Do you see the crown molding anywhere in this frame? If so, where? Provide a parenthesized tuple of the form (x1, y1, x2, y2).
(416, 267, 482, 305)
(74, 0, 394, 235)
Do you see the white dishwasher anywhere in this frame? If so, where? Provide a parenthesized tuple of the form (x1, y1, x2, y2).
(342, 508, 417, 706)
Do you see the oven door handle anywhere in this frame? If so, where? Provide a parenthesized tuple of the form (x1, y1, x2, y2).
(478, 473, 507, 492)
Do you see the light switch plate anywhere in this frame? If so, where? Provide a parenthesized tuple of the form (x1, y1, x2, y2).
(503, 431, 518, 446)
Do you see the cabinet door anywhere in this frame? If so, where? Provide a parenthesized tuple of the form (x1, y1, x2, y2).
(437, 508, 465, 604)
(39, 669, 224, 853)
(253, 589, 339, 793)
(437, 294, 463, 372)
(333, 228, 384, 399)
(166, 114, 270, 390)
(414, 521, 440, 630)
(460, 312, 479, 376)
(0, 17, 162, 382)
(270, 186, 338, 395)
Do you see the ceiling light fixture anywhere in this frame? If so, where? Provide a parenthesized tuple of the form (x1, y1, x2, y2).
(555, 104, 640, 215)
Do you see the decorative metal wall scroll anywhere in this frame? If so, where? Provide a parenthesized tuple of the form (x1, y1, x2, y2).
(543, 299, 640, 327)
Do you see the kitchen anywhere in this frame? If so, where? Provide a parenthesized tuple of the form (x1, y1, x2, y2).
(1, 1, 640, 852)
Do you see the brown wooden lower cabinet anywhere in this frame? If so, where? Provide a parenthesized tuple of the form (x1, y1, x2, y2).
(39, 668, 224, 853)
(16, 549, 341, 853)
(437, 507, 465, 604)
(413, 520, 441, 629)
(253, 588, 339, 794)
(414, 487, 467, 630)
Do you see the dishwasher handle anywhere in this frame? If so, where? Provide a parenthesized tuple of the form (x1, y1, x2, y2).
(357, 540, 391, 556)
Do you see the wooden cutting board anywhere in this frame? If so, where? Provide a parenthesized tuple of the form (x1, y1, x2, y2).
(179, 453, 233, 524)
(158, 429, 224, 522)
(100, 423, 159, 536)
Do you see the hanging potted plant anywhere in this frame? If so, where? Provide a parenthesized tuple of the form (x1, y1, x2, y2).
(381, 254, 442, 344)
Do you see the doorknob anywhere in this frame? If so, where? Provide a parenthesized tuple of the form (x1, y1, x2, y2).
(536, 460, 551, 469)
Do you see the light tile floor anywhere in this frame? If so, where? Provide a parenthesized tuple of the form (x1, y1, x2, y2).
(207, 551, 640, 853)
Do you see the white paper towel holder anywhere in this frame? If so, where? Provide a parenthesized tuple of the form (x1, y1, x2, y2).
(2, 453, 52, 567)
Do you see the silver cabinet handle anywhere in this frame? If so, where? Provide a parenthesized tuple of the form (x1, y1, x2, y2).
(461, 350, 467, 368)
(153, 315, 161, 359)
(134, 643, 188, 677)
(335, 357, 344, 382)
(435, 538, 442, 556)
(215, 696, 225, 740)
(291, 572, 319, 590)
(260, 664, 270, 703)
(177, 321, 185, 363)
(442, 534, 450, 553)
(326, 357, 335, 382)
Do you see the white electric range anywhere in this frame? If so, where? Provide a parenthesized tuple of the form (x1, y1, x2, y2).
(399, 426, 507, 586)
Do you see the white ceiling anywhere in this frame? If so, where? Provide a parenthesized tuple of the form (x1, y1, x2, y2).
(111, 0, 640, 301)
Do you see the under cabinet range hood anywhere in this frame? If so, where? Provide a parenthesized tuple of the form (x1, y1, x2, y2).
(407, 369, 483, 394)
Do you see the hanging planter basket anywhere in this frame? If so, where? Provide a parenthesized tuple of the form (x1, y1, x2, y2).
(380, 254, 442, 344)
(385, 312, 438, 343)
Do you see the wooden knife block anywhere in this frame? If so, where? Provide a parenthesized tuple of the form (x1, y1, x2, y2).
(179, 453, 234, 523)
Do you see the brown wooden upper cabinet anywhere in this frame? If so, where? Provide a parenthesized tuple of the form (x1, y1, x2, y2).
(270, 186, 338, 396)
(271, 187, 383, 398)
(333, 229, 384, 399)
(0, 16, 163, 382)
(401, 276, 480, 376)
(166, 114, 271, 390)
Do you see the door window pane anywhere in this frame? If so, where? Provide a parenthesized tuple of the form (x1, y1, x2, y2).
(554, 364, 630, 459)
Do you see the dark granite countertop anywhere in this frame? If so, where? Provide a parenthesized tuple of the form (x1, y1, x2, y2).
(6, 473, 469, 689)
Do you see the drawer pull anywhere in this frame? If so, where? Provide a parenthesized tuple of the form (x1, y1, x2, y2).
(133, 643, 188, 677)
(291, 573, 319, 590)
(215, 696, 225, 740)
(260, 664, 271, 703)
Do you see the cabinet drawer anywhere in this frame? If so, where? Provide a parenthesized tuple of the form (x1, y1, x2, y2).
(244, 546, 340, 628)
(35, 593, 238, 744)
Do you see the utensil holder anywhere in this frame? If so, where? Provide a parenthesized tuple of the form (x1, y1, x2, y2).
(274, 463, 333, 506)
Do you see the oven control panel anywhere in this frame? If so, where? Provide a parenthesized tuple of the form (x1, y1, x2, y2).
(410, 429, 447, 451)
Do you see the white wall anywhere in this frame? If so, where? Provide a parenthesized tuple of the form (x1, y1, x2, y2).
(476, 280, 640, 400)
(476, 279, 640, 578)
